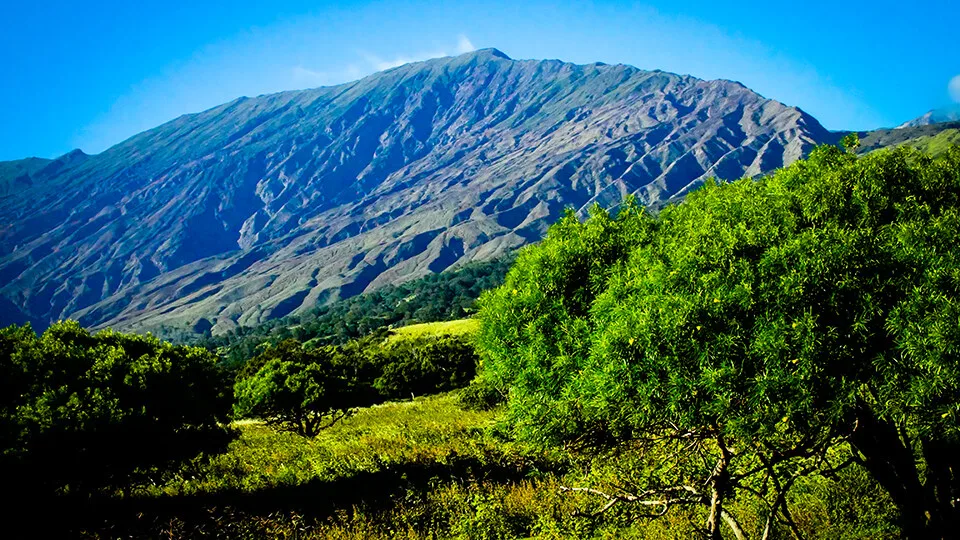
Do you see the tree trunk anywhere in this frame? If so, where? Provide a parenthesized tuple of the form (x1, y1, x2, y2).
(707, 435, 732, 540)
(921, 438, 959, 534)
(849, 402, 945, 539)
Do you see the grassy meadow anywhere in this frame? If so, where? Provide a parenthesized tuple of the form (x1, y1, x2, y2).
(32, 391, 893, 539)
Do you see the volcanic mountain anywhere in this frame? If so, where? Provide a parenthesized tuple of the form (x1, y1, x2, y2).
(0, 48, 835, 334)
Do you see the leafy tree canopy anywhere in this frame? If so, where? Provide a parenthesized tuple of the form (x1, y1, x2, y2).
(233, 333, 478, 436)
(477, 142, 960, 538)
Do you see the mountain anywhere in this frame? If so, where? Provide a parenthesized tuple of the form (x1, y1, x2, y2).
(899, 105, 960, 128)
(0, 48, 836, 335)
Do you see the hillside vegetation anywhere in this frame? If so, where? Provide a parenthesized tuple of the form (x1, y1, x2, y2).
(196, 256, 508, 367)
(855, 121, 960, 154)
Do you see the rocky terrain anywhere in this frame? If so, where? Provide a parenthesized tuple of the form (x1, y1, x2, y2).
(0, 48, 837, 334)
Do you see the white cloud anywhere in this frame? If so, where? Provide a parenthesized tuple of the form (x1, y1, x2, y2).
(456, 34, 476, 54)
(291, 65, 331, 86)
(290, 34, 477, 92)
(291, 64, 363, 88)
(950, 75, 960, 103)
(360, 35, 477, 72)
(362, 50, 449, 71)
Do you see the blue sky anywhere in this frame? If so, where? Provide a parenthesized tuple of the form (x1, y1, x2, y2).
(2, 0, 958, 161)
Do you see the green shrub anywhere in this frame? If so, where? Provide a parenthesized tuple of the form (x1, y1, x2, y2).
(0, 321, 232, 494)
(233, 340, 377, 436)
(458, 379, 504, 411)
(234, 334, 478, 435)
(373, 335, 478, 400)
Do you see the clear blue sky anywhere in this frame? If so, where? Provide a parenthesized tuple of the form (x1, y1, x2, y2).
(2, 0, 958, 161)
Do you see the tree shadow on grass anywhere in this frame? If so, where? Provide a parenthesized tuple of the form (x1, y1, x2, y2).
(7, 451, 565, 538)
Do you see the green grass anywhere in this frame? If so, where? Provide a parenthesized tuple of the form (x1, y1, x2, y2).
(51, 391, 894, 538)
(905, 129, 960, 155)
(386, 318, 480, 343)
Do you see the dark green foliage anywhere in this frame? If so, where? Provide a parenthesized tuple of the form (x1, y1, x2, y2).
(373, 336, 477, 399)
(478, 144, 960, 537)
(202, 257, 511, 369)
(458, 379, 505, 411)
(234, 340, 376, 436)
(0, 321, 232, 495)
(234, 333, 479, 435)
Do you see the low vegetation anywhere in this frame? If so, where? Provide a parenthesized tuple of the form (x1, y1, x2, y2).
(233, 331, 478, 435)
(0, 321, 232, 497)
(17, 393, 898, 538)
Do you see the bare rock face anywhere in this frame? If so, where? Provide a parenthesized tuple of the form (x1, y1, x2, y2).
(0, 49, 834, 334)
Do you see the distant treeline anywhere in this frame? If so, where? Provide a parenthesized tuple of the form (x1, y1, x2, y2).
(199, 256, 512, 367)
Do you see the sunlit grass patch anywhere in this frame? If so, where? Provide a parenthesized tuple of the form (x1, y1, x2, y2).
(387, 319, 479, 342)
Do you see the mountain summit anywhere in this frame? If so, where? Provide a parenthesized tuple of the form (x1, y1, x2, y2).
(0, 50, 834, 334)
(899, 105, 960, 128)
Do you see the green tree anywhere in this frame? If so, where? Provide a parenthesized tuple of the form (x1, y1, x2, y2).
(233, 340, 374, 436)
(372, 335, 478, 399)
(477, 145, 960, 538)
(0, 321, 232, 494)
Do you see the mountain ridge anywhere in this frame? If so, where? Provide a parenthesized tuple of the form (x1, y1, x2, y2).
(899, 105, 960, 128)
(0, 49, 836, 335)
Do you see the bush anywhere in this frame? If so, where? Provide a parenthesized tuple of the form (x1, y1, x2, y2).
(233, 340, 377, 436)
(458, 379, 504, 411)
(373, 335, 478, 400)
(0, 321, 233, 494)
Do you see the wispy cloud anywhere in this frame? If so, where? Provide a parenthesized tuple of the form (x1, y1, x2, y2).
(291, 35, 478, 90)
(361, 50, 448, 71)
(950, 75, 960, 103)
(291, 64, 362, 87)
(360, 34, 478, 71)
(456, 34, 476, 54)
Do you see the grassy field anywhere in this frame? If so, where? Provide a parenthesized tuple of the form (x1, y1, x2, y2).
(386, 318, 480, 343)
(906, 128, 960, 155)
(40, 391, 899, 538)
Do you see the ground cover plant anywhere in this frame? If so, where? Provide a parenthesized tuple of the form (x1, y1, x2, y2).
(20, 392, 897, 538)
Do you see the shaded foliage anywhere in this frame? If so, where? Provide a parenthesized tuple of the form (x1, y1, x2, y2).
(234, 333, 479, 435)
(0, 321, 233, 495)
(9, 394, 896, 539)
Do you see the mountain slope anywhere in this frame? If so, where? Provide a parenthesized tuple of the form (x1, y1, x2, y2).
(899, 105, 960, 128)
(0, 49, 835, 334)
(855, 121, 960, 155)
